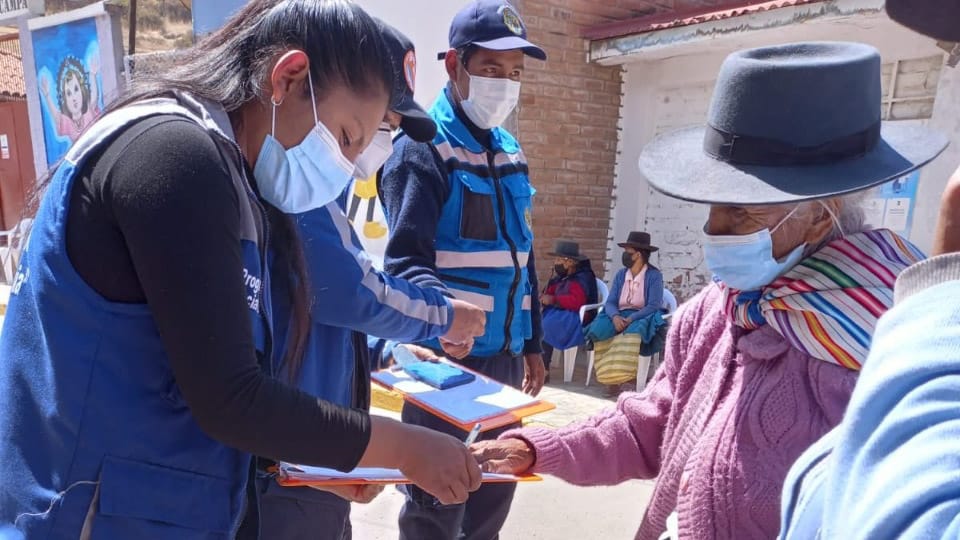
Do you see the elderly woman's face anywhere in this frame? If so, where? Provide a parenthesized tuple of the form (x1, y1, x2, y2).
(706, 203, 831, 260)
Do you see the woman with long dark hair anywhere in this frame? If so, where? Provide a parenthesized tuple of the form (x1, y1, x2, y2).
(0, 1, 480, 538)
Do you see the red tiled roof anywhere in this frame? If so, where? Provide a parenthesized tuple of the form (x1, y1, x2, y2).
(0, 39, 25, 99)
(583, 0, 828, 41)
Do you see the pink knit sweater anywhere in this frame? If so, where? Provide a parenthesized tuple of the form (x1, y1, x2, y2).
(504, 284, 858, 539)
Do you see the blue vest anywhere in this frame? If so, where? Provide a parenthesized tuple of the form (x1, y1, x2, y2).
(0, 95, 272, 539)
(424, 90, 535, 357)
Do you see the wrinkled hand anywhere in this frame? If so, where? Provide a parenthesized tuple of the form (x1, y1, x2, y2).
(311, 483, 384, 504)
(402, 343, 442, 362)
(613, 315, 629, 333)
(440, 337, 474, 360)
(540, 294, 555, 306)
(443, 299, 486, 345)
(471, 438, 535, 474)
(399, 425, 482, 505)
(522, 353, 545, 396)
(933, 164, 960, 256)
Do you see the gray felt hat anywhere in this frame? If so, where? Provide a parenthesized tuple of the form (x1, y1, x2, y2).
(639, 42, 949, 205)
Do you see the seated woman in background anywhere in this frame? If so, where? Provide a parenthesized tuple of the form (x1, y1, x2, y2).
(585, 231, 666, 396)
(540, 240, 598, 382)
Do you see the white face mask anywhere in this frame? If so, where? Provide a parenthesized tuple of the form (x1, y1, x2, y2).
(253, 72, 355, 214)
(353, 123, 393, 180)
(456, 72, 520, 130)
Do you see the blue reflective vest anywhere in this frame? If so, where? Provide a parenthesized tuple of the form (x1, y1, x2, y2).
(0, 95, 271, 539)
(423, 90, 536, 358)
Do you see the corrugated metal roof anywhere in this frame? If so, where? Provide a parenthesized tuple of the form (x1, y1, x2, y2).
(0, 36, 25, 100)
(583, 0, 828, 41)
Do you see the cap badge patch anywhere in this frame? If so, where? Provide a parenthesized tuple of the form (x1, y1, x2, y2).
(403, 49, 417, 93)
(501, 6, 523, 35)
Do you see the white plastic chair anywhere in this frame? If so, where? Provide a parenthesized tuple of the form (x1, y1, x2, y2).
(586, 287, 678, 390)
(0, 218, 32, 285)
(555, 278, 608, 383)
(636, 289, 678, 392)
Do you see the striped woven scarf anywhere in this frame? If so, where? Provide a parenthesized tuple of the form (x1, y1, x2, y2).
(722, 229, 924, 370)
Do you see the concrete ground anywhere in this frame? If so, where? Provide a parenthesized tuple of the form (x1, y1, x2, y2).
(352, 349, 655, 539)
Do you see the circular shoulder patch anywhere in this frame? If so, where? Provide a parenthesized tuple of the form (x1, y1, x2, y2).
(501, 6, 523, 35)
(403, 50, 417, 93)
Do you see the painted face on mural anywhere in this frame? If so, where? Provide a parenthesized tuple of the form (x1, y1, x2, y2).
(63, 72, 84, 118)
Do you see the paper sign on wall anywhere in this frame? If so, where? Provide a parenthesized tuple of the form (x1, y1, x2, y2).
(862, 171, 920, 238)
(0, 134, 9, 160)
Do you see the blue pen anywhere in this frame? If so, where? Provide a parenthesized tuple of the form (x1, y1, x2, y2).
(464, 423, 482, 446)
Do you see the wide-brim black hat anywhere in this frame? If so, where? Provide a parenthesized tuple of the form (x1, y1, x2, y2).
(617, 231, 658, 252)
(639, 42, 949, 205)
(886, 0, 960, 42)
(547, 240, 586, 260)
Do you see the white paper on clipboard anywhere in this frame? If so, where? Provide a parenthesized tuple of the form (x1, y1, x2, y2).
(278, 463, 527, 485)
(373, 365, 538, 425)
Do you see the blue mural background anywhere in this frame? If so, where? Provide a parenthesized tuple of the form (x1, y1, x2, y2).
(31, 16, 102, 166)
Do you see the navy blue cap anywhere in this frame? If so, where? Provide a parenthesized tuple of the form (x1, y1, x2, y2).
(375, 18, 437, 143)
(438, 0, 546, 61)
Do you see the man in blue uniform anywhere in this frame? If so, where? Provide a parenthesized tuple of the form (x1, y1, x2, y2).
(379, 2, 547, 538)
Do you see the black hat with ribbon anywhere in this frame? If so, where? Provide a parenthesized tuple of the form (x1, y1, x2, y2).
(639, 42, 949, 205)
(617, 232, 658, 252)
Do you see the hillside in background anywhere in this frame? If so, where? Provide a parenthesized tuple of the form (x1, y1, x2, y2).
(44, 0, 193, 53)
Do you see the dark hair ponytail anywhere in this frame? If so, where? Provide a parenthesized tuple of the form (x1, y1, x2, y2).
(27, 0, 395, 383)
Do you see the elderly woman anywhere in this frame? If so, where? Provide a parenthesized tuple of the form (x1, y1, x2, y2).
(540, 240, 598, 379)
(585, 231, 665, 394)
(472, 42, 947, 540)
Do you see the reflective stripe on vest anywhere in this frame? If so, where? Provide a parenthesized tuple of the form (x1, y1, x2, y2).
(436, 250, 530, 269)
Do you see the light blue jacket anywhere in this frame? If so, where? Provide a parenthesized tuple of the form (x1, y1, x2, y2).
(780, 254, 960, 539)
(271, 198, 454, 407)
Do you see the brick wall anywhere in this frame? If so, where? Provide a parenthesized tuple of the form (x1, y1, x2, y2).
(513, 0, 624, 285)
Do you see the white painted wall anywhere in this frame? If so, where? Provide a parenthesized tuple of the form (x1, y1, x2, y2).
(346, 0, 461, 267)
(914, 61, 960, 249)
(610, 12, 960, 300)
(354, 0, 460, 111)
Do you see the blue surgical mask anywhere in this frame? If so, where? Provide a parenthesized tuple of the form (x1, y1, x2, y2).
(703, 206, 806, 291)
(253, 72, 355, 214)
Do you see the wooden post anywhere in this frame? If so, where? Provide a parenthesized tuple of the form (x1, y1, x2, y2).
(128, 0, 137, 56)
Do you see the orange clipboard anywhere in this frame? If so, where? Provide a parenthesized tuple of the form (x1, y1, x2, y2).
(371, 359, 555, 433)
(274, 463, 541, 487)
